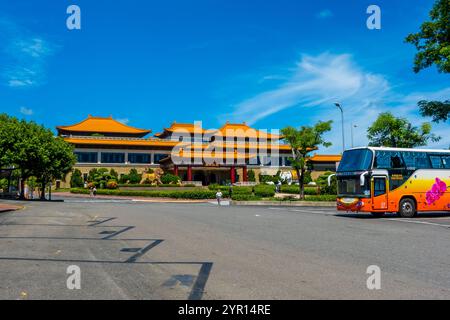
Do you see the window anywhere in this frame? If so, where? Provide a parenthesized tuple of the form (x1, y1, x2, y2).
(429, 155, 443, 169)
(374, 151, 404, 169)
(154, 153, 169, 163)
(338, 149, 373, 172)
(75, 152, 98, 163)
(373, 177, 386, 197)
(128, 153, 151, 164)
(442, 156, 450, 169)
(101, 152, 125, 163)
(285, 157, 292, 166)
(401, 151, 430, 169)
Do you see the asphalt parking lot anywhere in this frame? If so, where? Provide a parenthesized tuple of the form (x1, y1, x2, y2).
(1, 199, 450, 299)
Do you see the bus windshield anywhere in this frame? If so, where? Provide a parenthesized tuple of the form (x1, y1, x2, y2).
(337, 149, 373, 172)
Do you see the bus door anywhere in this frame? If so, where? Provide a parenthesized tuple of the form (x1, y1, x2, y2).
(372, 176, 388, 210)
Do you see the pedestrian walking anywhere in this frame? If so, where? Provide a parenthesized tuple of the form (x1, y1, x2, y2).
(89, 187, 94, 197)
(93, 186, 97, 197)
(216, 190, 223, 205)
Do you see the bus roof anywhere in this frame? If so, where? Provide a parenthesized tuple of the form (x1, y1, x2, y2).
(345, 146, 450, 154)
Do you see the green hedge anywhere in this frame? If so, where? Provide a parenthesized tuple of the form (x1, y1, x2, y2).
(208, 184, 230, 191)
(231, 194, 261, 201)
(118, 184, 186, 188)
(304, 195, 337, 202)
(231, 186, 253, 194)
(254, 184, 275, 197)
(280, 185, 319, 195)
(70, 188, 225, 199)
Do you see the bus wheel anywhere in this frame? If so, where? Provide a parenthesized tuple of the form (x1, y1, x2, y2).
(371, 212, 385, 218)
(399, 198, 417, 218)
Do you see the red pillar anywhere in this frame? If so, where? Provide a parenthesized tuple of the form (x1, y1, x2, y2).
(174, 165, 178, 176)
(242, 166, 247, 182)
(230, 166, 236, 184)
(187, 166, 192, 181)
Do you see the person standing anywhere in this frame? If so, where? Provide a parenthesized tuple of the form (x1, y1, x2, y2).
(93, 186, 97, 197)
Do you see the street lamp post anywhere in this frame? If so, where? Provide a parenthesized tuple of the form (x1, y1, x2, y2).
(351, 123, 358, 148)
(334, 103, 345, 153)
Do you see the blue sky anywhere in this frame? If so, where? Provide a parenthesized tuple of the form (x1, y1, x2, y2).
(0, 0, 449, 153)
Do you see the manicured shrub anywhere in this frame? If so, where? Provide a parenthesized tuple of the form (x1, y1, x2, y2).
(316, 171, 337, 195)
(70, 169, 84, 188)
(280, 185, 318, 195)
(247, 169, 256, 182)
(70, 188, 222, 199)
(128, 169, 142, 184)
(208, 184, 229, 191)
(160, 173, 181, 184)
(231, 186, 253, 194)
(119, 174, 129, 184)
(110, 169, 118, 180)
(118, 183, 191, 188)
(254, 184, 275, 197)
(106, 180, 118, 189)
(231, 193, 261, 201)
(304, 195, 336, 201)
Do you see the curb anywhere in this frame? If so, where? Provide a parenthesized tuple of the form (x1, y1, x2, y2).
(0, 204, 24, 213)
(230, 200, 336, 207)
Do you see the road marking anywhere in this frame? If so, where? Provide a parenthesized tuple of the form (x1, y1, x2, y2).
(289, 209, 336, 215)
(387, 218, 450, 228)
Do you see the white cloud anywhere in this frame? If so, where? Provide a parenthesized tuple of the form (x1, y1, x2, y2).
(20, 106, 33, 115)
(0, 18, 57, 88)
(117, 118, 130, 124)
(228, 53, 450, 153)
(317, 9, 333, 19)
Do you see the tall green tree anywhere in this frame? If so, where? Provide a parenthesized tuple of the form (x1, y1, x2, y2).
(405, 0, 450, 73)
(418, 99, 450, 123)
(281, 121, 332, 199)
(34, 136, 76, 199)
(367, 112, 441, 148)
(405, 0, 450, 123)
(0, 114, 76, 199)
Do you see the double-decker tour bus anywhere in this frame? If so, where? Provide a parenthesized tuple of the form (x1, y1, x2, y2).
(335, 147, 450, 217)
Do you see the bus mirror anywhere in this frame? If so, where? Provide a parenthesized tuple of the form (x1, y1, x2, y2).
(327, 174, 336, 186)
(360, 171, 368, 186)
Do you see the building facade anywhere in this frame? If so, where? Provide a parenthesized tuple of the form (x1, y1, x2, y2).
(57, 116, 341, 187)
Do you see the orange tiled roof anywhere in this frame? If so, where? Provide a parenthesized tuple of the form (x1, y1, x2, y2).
(308, 154, 342, 162)
(57, 115, 151, 135)
(154, 122, 205, 137)
(155, 121, 282, 139)
(212, 122, 282, 139)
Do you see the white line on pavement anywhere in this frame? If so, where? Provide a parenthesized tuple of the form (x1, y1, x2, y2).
(387, 218, 450, 228)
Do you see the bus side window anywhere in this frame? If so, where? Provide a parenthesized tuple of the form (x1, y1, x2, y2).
(391, 156, 404, 168)
(430, 156, 443, 169)
(442, 156, 450, 169)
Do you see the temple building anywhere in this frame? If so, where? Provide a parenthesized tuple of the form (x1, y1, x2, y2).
(57, 115, 341, 186)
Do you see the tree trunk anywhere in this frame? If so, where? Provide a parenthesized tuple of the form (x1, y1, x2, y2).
(19, 178, 25, 200)
(296, 168, 304, 200)
(300, 167, 305, 200)
(40, 181, 46, 200)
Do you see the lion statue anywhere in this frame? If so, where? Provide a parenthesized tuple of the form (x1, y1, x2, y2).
(140, 167, 164, 185)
